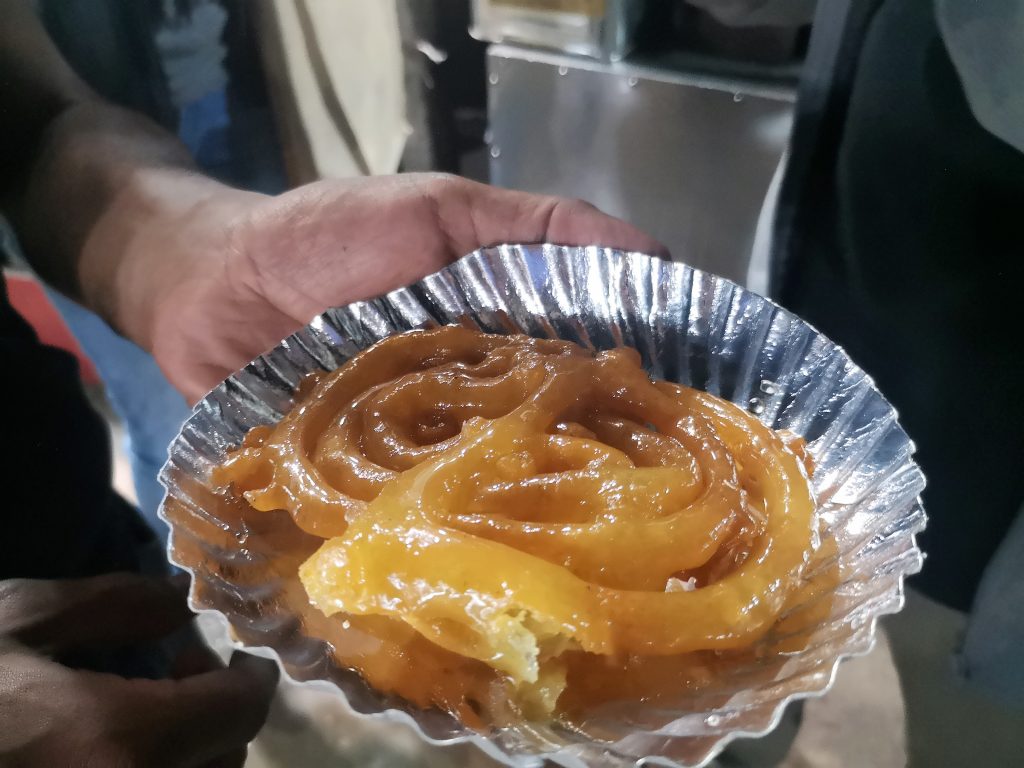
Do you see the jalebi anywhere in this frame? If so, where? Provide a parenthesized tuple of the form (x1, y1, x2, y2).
(215, 326, 819, 721)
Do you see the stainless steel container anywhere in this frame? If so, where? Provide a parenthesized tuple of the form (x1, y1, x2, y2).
(486, 45, 795, 284)
(471, 0, 643, 61)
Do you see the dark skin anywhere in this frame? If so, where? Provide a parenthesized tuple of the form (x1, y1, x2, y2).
(0, 574, 278, 767)
(0, 1, 665, 764)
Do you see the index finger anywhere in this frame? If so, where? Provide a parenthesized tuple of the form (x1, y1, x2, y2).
(458, 179, 671, 258)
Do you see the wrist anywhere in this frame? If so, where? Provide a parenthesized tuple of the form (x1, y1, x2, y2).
(79, 168, 263, 351)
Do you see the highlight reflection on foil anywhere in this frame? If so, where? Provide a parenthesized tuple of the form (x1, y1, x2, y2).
(159, 244, 926, 768)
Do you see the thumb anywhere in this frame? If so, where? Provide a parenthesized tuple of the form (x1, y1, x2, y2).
(117, 651, 279, 767)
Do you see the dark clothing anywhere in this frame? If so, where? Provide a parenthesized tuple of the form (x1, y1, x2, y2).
(0, 1, 284, 577)
(0, 275, 171, 678)
(0, 276, 154, 579)
(775, 0, 1024, 611)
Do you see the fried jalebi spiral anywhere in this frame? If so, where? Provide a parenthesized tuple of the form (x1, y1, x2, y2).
(215, 326, 820, 721)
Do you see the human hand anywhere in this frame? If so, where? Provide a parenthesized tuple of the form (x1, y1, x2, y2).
(108, 173, 667, 402)
(0, 573, 278, 767)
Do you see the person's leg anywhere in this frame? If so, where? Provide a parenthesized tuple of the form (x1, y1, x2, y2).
(885, 586, 1024, 767)
(959, 508, 1024, 711)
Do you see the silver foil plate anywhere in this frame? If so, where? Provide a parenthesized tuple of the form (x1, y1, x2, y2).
(159, 244, 926, 768)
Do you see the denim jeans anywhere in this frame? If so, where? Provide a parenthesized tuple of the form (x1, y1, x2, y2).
(959, 507, 1024, 710)
(45, 289, 191, 536)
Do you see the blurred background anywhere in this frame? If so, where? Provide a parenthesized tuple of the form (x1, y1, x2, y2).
(0, 1, 941, 765)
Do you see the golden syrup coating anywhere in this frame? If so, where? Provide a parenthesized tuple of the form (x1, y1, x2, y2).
(215, 327, 820, 721)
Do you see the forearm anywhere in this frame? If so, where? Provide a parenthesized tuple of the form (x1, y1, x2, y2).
(14, 103, 196, 305)
(0, 0, 253, 348)
(14, 102, 253, 347)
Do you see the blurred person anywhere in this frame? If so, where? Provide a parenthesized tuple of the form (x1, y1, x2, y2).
(706, 0, 1024, 764)
(0, 0, 663, 763)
